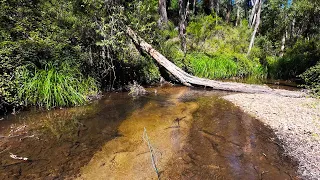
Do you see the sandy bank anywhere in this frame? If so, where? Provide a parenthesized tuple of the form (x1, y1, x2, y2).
(223, 94, 320, 180)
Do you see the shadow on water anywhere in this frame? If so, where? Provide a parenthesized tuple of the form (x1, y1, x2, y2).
(163, 92, 298, 179)
(0, 87, 299, 179)
(0, 93, 149, 179)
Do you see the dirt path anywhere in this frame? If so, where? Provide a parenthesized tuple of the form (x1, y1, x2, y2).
(224, 94, 320, 180)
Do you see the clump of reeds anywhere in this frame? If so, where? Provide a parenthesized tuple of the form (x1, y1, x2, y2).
(187, 53, 267, 80)
(17, 62, 98, 109)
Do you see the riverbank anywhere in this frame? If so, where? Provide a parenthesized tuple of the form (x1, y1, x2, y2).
(223, 93, 320, 180)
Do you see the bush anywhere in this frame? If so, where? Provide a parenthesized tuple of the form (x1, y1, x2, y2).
(0, 41, 23, 111)
(17, 62, 98, 109)
(300, 63, 320, 97)
(268, 38, 320, 79)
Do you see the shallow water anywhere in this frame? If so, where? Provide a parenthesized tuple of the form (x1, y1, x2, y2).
(0, 87, 298, 179)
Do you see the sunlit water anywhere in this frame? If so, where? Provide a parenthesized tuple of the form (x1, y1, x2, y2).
(0, 87, 298, 179)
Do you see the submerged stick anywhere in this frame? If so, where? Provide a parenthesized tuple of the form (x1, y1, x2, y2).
(143, 128, 160, 179)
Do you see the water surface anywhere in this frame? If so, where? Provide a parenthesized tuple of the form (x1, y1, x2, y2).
(0, 87, 298, 179)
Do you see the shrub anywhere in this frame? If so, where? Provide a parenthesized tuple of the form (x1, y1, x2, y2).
(268, 38, 320, 79)
(300, 63, 320, 97)
(0, 41, 23, 112)
(17, 62, 98, 109)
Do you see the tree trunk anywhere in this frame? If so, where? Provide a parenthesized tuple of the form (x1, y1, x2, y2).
(126, 27, 305, 98)
(179, 0, 189, 54)
(158, 0, 168, 29)
(192, 0, 196, 14)
(280, 30, 287, 57)
(216, 0, 220, 15)
(226, 1, 232, 23)
(236, 0, 240, 26)
(247, 0, 261, 55)
(249, 0, 259, 27)
(209, 0, 215, 13)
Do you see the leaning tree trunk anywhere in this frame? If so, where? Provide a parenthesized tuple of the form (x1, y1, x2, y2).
(126, 27, 305, 98)
(249, 0, 259, 27)
(247, 0, 261, 55)
(158, 0, 168, 29)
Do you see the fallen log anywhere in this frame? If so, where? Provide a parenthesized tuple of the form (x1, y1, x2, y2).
(126, 27, 305, 98)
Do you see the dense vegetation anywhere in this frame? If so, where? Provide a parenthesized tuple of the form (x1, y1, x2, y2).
(0, 0, 319, 113)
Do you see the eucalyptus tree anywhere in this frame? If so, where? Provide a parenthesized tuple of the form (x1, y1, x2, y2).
(158, 0, 168, 28)
(179, 0, 189, 54)
(247, 0, 262, 54)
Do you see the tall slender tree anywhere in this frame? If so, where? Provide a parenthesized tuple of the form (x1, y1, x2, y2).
(247, 0, 262, 54)
(179, 0, 189, 54)
(235, 0, 241, 26)
(158, 0, 168, 29)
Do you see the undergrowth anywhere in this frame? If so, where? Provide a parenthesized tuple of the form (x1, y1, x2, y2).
(300, 63, 320, 98)
(187, 53, 266, 79)
(17, 62, 98, 109)
(160, 16, 267, 80)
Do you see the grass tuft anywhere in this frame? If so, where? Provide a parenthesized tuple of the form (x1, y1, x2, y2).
(187, 53, 266, 79)
(17, 62, 98, 109)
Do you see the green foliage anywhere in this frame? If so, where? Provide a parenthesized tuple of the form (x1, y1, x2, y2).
(0, 41, 23, 110)
(300, 63, 320, 97)
(267, 38, 320, 79)
(187, 15, 252, 55)
(1, 0, 319, 112)
(17, 62, 98, 109)
(161, 15, 266, 80)
(187, 15, 219, 45)
(169, 0, 179, 10)
(160, 21, 178, 39)
(187, 53, 266, 79)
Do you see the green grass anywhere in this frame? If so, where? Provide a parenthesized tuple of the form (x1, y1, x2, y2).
(160, 17, 267, 81)
(17, 62, 98, 109)
(187, 53, 266, 79)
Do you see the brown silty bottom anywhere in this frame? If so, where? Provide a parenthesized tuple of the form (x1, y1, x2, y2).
(0, 86, 298, 179)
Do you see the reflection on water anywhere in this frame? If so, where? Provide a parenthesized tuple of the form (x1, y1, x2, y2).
(0, 93, 149, 179)
(0, 87, 298, 179)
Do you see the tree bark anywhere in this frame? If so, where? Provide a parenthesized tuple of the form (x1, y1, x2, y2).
(226, 0, 232, 23)
(216, 0, 220, 15)
(192, 0, 196, 14)
(179, 0, 189, 54)
(280, 30, 287, 57)
(249, 0, 259, 27)
(209, 0, 215, 12)
(236, 0, 240, 26)
(126, 27, 305, 98)
(247, 0, 261, 55)
(158, 0, 168, 29)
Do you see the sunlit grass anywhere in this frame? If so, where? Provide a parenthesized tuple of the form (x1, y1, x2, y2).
(17, 62, 98, 109)
(187, 53, 267, 79)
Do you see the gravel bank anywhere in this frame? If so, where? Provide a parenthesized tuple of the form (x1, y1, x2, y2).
(223, 94, 320, 180)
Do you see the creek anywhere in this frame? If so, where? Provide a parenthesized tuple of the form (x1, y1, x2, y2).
(0, 86, 298, 179)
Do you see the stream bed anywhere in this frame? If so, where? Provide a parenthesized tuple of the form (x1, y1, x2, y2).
(0, 87, 298, 179)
